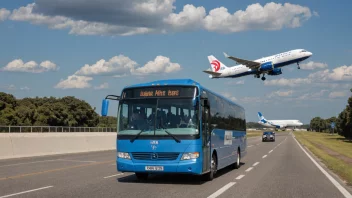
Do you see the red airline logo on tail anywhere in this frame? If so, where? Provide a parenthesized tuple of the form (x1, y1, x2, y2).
(211, 60, 220, 72)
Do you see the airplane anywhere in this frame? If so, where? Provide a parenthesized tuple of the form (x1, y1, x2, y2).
(203, 49, 313, 81)
(257, 112, 303, 130)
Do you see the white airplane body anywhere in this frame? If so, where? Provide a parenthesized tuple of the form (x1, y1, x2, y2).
(204, 49, 313, 81)
(257, 112, 303, 129)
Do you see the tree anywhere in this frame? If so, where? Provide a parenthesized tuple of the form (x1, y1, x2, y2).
(0, 92, 112, 127)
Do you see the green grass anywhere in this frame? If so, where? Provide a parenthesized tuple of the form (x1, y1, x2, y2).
(247, 130, 263, 137)
(294, 131, 352, 186)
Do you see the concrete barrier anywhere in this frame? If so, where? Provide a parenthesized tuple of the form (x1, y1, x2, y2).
(0, 132, 116, 160)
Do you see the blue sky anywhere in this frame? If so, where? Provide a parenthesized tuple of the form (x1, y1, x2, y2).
(0, 0, 351, 124)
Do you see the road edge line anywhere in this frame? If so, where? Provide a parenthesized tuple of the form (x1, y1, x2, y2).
(293, 136, 352, 198)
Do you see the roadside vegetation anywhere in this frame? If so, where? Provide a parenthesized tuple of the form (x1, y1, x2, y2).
(294, 88, 352, 185)
(0, 92, 117, 128)
(294, 131, 352, 185)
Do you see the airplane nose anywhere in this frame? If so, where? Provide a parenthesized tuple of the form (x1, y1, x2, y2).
(308, 52, 313, 56)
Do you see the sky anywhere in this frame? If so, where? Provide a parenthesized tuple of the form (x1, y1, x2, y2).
(0, 0, 351, 124)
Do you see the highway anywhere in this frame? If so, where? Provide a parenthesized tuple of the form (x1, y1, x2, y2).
(0, 132, 351, 198)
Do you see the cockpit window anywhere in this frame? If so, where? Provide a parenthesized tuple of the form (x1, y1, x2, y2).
(301, 50, 307, 52)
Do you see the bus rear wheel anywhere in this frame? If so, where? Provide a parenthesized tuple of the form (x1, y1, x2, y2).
(135, 172, 148, 180)
(233, 149, 241, 169)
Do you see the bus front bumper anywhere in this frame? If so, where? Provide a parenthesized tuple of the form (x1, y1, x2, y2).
(117, 158, 203, 175)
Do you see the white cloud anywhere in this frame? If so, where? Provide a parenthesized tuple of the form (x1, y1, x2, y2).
(203, 2, 313, 33)
(264, 78, 312, 87)
(20, 86, 30, 91)
(135, 56, 181, 75)
(265, 65, 352, 87)
(1, 59, 58, 73)
(74, 55, 181, 77)
(164, 4, 206, 31)
(0, 84, 16, 90)
(94, 83, 109, 90)
(5, 2, 315, 36)
(267, 90, 293, 98)
(75, 55, 137, 76)
(54, 75, 92, 89)
(300, 61, 328, 70)
(0, 85, 30, 91)
(329, 91, 347, 99)
(297, 89, 328, 100)
(308, 65, 352, 82)
(0, 8, 10, 21)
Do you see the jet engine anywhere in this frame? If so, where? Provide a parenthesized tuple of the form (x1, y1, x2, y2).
(209, 75, 213, 79)
(259, 62, 274, 71)
(268, 68, 282, 76)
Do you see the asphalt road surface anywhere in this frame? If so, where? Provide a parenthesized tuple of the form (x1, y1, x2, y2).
(0, 132, 351, 198)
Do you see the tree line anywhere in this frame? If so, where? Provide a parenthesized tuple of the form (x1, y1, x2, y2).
(0, 92, 117, 127)
(309, 89, 352, 139)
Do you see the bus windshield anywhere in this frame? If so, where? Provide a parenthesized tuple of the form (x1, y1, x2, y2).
(118, 98, 199, 136)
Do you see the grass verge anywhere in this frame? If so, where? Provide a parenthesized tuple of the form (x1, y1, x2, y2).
(247, 130, 262, 137)
(294, 131, 352, 186)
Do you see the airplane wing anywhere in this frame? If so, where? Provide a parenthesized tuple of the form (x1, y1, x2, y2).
(223, 52, 261, 69)
(203, 69, 221, 76)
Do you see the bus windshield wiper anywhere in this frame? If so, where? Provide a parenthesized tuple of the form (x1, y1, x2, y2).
(158, 119, 181, 143)
(130, 129, 148, 143)
(161, 129, 181, 143)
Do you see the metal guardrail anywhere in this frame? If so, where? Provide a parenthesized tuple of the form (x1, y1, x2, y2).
(0, 126, 117, 133)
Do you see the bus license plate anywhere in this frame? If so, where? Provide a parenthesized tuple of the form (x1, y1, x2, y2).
(145, 166, 164, 171)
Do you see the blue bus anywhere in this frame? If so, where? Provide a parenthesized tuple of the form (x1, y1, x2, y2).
(101, 79, 247, 181)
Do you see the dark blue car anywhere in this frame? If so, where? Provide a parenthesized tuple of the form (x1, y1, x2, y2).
(262, 131, 275, 142)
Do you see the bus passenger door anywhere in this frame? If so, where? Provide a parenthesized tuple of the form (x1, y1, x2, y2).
(202, 100, 211, 173)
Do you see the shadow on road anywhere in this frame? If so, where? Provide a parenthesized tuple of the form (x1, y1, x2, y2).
(117, 162, 245, 185)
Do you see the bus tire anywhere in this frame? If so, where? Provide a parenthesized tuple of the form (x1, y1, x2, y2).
(204, 153, 217, 181)
(233, 148, 241, 169)
(135, 172, 148, 180)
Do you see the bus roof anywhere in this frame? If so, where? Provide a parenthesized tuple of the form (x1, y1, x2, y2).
(123, 78, 245, 110)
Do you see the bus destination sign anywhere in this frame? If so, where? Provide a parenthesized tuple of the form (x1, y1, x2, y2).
(122, 86, 196, 99)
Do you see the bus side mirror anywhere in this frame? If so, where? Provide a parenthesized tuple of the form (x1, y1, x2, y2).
(101, 99, 109, 116)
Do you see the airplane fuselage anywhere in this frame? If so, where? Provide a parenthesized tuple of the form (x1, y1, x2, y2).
(211, 49, 312, 79)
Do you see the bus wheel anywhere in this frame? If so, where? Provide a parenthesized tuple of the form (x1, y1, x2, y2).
(135, 172, 148, 180)
(233, 149, 241, 169)
(205, 154, 217, 181)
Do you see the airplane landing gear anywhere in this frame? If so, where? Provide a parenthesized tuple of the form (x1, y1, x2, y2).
(297, 62, 300, 69)
(254, 74, 260, 78)
(261, 74, 266, 81)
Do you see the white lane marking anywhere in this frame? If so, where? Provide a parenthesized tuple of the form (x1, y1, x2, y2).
(293, 136, 352, 198)
(103, 173, 124, 179)
(58, 159, 96, 163)
(0, 186, 53, 198)
(110, 164, 116, 166)
(236, 175, 245, 180)
(269, 150, 273, 153)
(262, 155, 267, 158)
(248, 145, 253, 147)
(253, 162, 259, 166)
(245, 167, 253, 172)
(207, 182, 236, 198)
(0, 159, 59, 168)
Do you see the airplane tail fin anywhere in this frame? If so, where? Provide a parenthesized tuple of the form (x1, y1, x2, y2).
(258, 112, 267, 123)
(207, 55, 228, 72)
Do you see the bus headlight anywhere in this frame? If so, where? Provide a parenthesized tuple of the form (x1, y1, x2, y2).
(181, 152, 200, 160)
(117, 152, 131, 160)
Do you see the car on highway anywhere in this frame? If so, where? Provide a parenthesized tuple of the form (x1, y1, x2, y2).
(262, 131, 275, 142)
